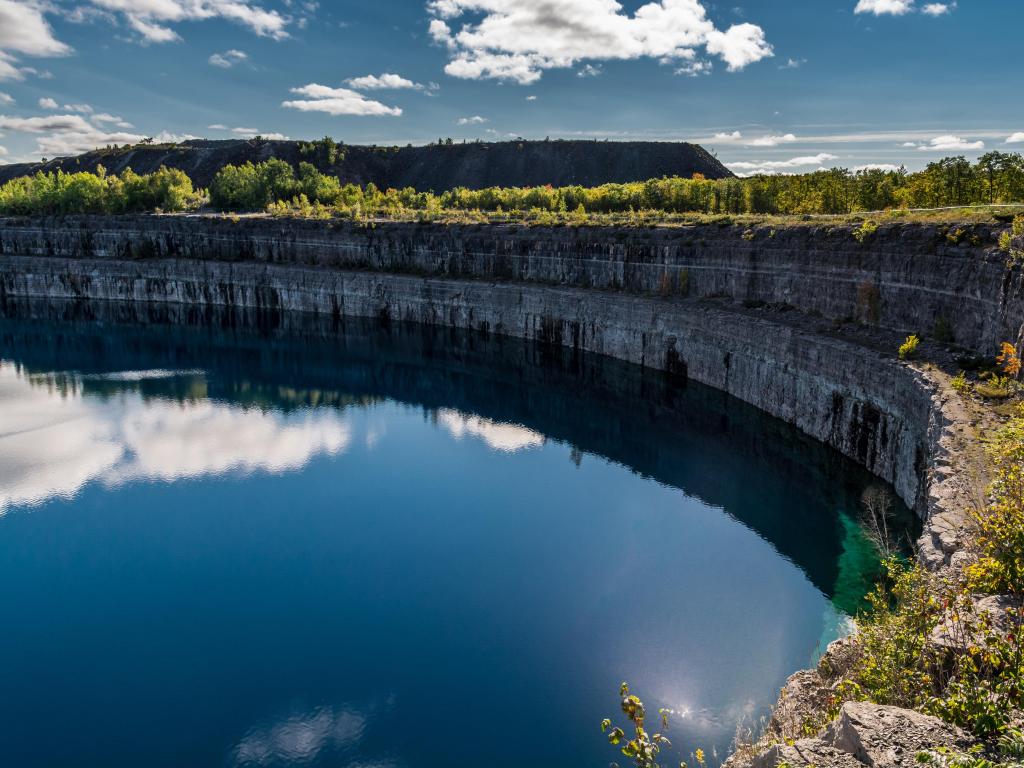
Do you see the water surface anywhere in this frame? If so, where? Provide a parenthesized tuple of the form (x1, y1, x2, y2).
(0, 302, 906, 767)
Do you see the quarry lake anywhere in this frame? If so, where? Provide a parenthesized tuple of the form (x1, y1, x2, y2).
(0, 303, 908, 768)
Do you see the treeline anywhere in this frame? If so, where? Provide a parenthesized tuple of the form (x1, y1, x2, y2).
(0, 166, 198, 215)
(206, 152, 1024, 216)
(3, 152, 1024, 218)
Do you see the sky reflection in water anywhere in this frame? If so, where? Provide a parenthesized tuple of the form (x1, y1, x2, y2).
(0, 315, 899, 768)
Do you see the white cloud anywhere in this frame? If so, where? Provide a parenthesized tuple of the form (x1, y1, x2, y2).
(854, 163, 902, 172)
(917, 135, 984, 151)
(229, 127, 289, 139)
(208, 123, 228, 130)
(0, 0, 71, 82)
(0, 144, 7, 155)
(729, 153, 839, 175)
(1005, 132, 1024, 145)
(457, 115, 488, 125)
(675, 59, 711, 76)
(63, 103, 94, 113)
(345, 72, 428, 90)
(93, 112, 132, 128)
(0, 112, 144, 157)
(778, 57, 805, 69)
(0, 91, 13, 105)
(705, 23, 772, 71)
(577, 63, 602, 77)
(855, 0, 955, 15)
(426, 0, 772, 84)
(282, 84, 402, 116)
(854, 0, 914, 14)
(525, 94, 537, 100)
(38, 96, 57, 109)
(88, 0, 290, 43)
(712, 130, 742, 142)
(748, 133, 796, 147)
(209, 49, 248, 68)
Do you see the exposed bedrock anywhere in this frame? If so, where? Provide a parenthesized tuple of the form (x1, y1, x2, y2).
(1, 215, 1021, 352)
(0, 215, 1017, 564)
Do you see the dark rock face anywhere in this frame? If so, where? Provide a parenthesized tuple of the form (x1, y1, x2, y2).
(0, 139, 733, 189)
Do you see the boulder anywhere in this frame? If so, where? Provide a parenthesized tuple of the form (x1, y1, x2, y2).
(752, 740, 864, 768)
(821, 702, 972, 768)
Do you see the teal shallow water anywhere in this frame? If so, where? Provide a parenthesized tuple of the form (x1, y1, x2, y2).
(0, 305, 909, 767)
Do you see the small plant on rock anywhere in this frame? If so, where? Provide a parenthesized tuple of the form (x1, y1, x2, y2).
(853, 220, 879, 243)
(899, 334, 921, 360)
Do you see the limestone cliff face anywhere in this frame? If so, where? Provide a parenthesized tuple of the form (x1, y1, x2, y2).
(0, 215, 1017, 564)
(1, 216, 1019, 352)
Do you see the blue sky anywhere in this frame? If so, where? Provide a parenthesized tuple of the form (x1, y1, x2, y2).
(0, 0, 1022, 175)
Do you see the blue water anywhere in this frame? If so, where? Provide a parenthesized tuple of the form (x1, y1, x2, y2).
(0, 304, 904, 768)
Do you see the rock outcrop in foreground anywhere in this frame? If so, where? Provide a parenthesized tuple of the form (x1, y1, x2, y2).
(753, 701, 971, 768)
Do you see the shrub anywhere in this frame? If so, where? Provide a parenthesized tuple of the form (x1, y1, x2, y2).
(899, 334, 921, 360)
(997, 342, 1021, 377)
(853, 220, 879, 243)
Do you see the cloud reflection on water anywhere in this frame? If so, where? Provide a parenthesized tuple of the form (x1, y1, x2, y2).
(232, 706, 369, 766)
(436, 408, 545, 453)
(0, 362, 351, 513)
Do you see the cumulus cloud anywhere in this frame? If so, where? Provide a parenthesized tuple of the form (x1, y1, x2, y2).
(209, 49, 248, 68)
(729, 153, 839, 176)
(711, 130, 742, 142)
(426, 0, 773, 84)
(0, 0, 71, 81)
(0, 91, 13, 105)
(705, 22, 772, 71)
(854, 163, 902, 172)
(38, 96, 57, 109)
(917, 135, 984, 151)
(456, 115, 488, 125)
(282, 84, 402, 116)
(748, 133, 797, 147)
(855, 0, 954, 15)
(88, 0, 290, 43)
(854, 0, 914, 14)
(1005, 133, 1024, 144)
(345, 72, 431, 90)
(525, 94, 537, 100)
